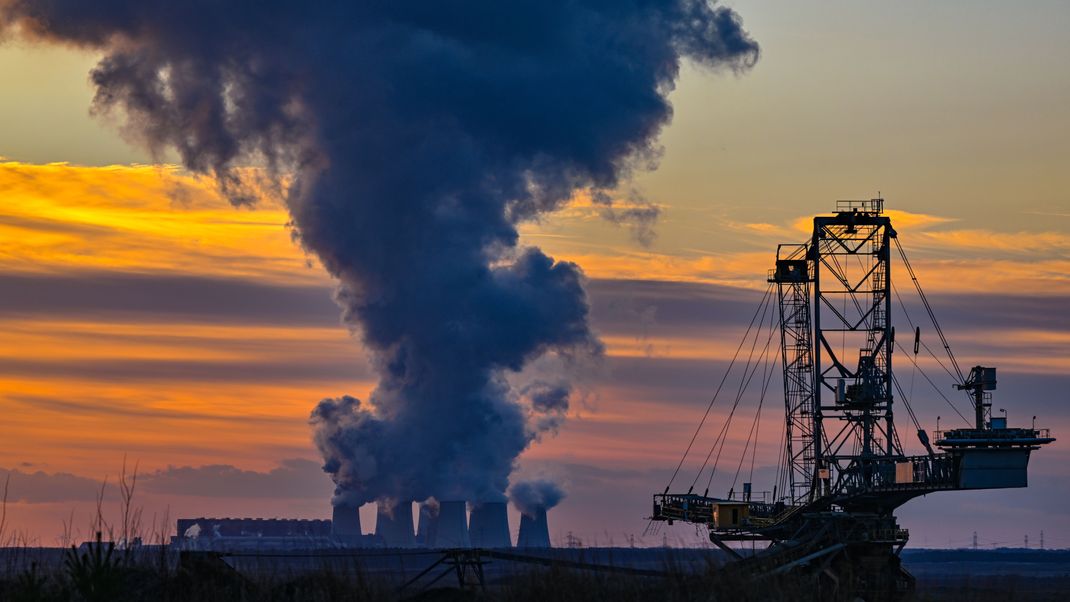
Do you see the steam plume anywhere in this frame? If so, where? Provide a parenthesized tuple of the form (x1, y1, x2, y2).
(1, 1, 758, 505)
(509, 479, 566, 517)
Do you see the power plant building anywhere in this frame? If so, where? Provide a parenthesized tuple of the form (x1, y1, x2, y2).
(433, 500, 471, 548)
(468, 501, 511, 548)
(173, 499, 553, 550)
(172, 517, 335, 550)
(416, 502, 439, 547)
(516, 507, 551, 548)
(331, 503, 362, 537)
(375, 501, 416, 548)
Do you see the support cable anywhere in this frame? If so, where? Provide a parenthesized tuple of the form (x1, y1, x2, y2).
(894, 340, 970, 425)
(890, 276, 975, 419)
(688, 285, 774, 493)
(890, 373, 922, 433)
(751, 316, 779, 488)
(733, 329, 779, 494)
(698, 304, 779, 494)
(892, 282, 958, 383)
(662, 284, 773, 493)
(893, 238, 966, 384)
(773, 376, 789, 503)
(691, 294, 776, 493)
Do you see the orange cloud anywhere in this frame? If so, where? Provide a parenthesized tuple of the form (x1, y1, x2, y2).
(0, 316, 374, 475)
(526, 205, 1070, 295)
(6, 160, 1062, 295)
(0, 161, 321, 285)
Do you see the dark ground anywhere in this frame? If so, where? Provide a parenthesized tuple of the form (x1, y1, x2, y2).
(1, 546, 1067, 601)
(904, 549, 1070, 601)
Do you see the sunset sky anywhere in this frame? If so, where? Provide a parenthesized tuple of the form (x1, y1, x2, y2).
(1, 0, 1068, 549)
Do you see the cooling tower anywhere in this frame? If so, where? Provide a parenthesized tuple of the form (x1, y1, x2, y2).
(433, 500, 470, 548)
(516, 507, 551, 548)
(374, 501, 415, 548)
(468, 501, 511, 548)
(416, 502, 439, 547)
(331, 502, 363, 537)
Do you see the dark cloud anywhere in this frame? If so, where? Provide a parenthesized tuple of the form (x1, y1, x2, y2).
(0, 271, 338, 326)
(524, 382, 571, 413)
(0, 356, 371, 385)
(140, 458, 332, 499)
(0, 1, 761, 508)
(0, 272, 1062, 347)
(1, 0, 759, 508)
(590, 190, 662, 247)
(603, 356, 729, 397)
(0, 467, 114, 504)
(0, 459, 331, 503)
(520, 380, 573, 438)
(7, 394, 296, 426)
(897, 293, 1070, 341)
(588, 278, 764, 338)
(590, 280, 1070, 341)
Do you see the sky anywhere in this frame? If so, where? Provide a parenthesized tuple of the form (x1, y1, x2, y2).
(0, 0, 1068, 549)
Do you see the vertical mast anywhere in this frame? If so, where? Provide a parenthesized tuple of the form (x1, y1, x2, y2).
(771, 200, 902, 505)
(808, 199, 902, 496)
(771, 245, 817, 504)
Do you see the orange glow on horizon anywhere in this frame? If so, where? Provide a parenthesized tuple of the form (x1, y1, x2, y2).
(0, 159, 1066, 519)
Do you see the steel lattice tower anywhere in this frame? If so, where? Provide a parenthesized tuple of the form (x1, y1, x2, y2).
(809, 199, 903, 502)
(770, 244, 818, 505)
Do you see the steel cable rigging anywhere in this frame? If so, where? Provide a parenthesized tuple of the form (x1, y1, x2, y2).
(662, 283, 774, 494)
(693, 291, 778, 495)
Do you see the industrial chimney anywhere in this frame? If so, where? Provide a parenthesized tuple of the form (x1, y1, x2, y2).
(374, 501, 415, 548)
(468, 501, 511, 548)
(516, 507, 551, 548)
(434, 500, 471, 548)
(416, 501, 439, 547)
(331, 502, 363, 539)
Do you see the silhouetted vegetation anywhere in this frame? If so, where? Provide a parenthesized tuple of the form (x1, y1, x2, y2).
(0, 550, 1068, 602)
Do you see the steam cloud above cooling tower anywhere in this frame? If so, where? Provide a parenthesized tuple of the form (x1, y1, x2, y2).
(510, 479, 566, 516)
(1, 1, 758, 505)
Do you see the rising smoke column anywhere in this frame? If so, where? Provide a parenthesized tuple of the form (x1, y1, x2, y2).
(1, 1, 759, 506)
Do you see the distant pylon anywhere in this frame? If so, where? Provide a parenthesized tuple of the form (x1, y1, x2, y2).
(1025, 534, 1029, 548)
(1041, 531, 1045, 549)
(972, 531, 978, 550)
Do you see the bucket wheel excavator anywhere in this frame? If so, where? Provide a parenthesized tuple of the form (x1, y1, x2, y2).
(649, 199, 1054, 600)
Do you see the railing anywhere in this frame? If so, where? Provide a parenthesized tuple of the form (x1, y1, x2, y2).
(935, 427, 1054, 445)
(651, 494, 716, 524)
(836, 199, 883, 214)
(839, 454, 956, 494)
(724, 490, 774, 503)
(652, 493, 808, 529)
(868, 528, 909, 543)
